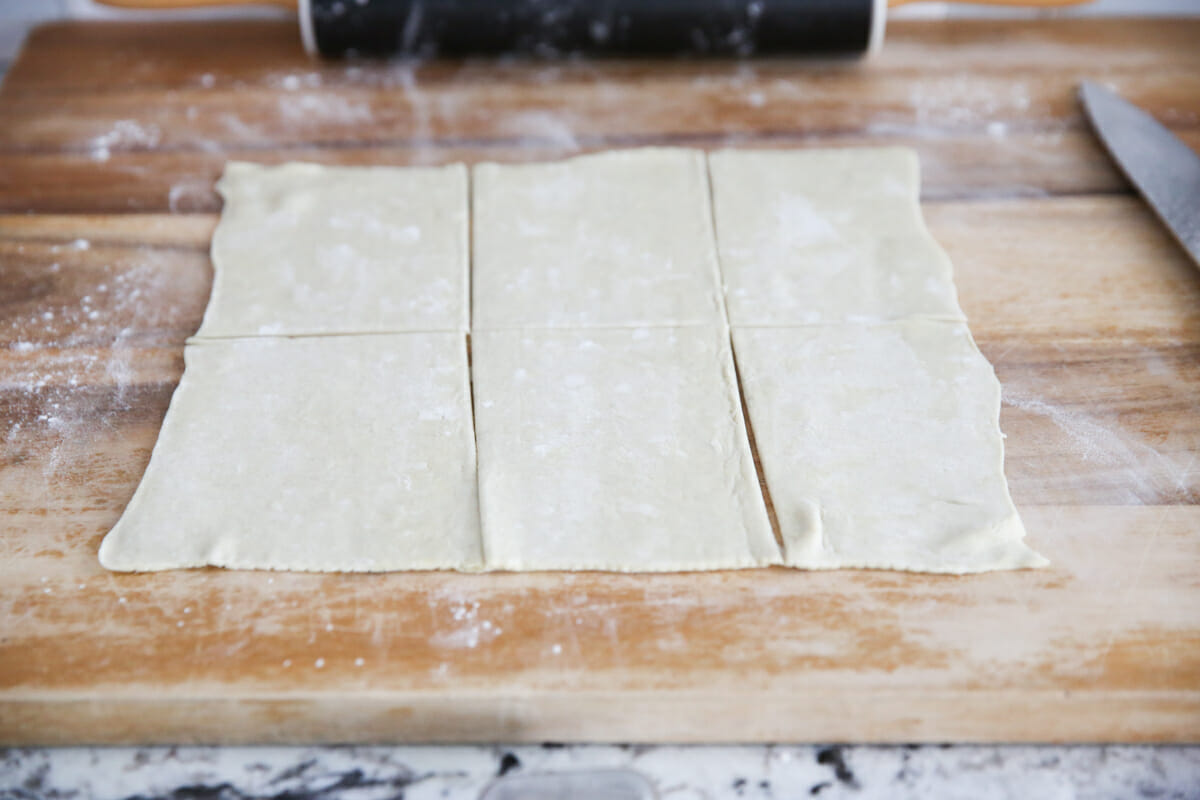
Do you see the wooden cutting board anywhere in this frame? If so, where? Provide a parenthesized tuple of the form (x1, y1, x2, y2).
(1, 18, 1199, 745)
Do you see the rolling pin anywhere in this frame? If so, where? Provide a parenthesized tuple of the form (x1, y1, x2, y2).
(97, 0, 1092, 58)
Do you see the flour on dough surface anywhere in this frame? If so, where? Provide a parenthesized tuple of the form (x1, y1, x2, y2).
(99, 333, 482, 572)
(472, 326, 778, 571)
(709, 147, 966, 326)
(732, 321, 1045, 574)
(472, 148, 726, 329)
(196, 161, 468, 337)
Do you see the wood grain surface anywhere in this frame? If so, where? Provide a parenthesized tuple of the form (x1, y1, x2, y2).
(1, 17, 1199, 745)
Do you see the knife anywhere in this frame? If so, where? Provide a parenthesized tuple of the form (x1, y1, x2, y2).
(1079, 81, 1200, 267)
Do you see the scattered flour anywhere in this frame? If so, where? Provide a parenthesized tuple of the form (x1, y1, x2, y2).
(908, 75, 1032, 129)
(168, 177, 213, 213)
(429, 598, 503, 649)
(278, 94, 373, 125)
(497, 110, 580, 153)
(87, 120, 162, 162)
(4, 247, 186, 487)
(390, 61, 435, 164)
(1004, 389, 1197, 504)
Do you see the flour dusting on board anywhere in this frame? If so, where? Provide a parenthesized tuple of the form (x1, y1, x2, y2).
(429, 598, 503, 650)
(3, 242, 202, 530)
(391, 61, 435, 165)
(156, 57, 599, 210)
(278, 94, 373, 125)
(907, 75, 1032, 128)
(88, 120, 162, 163)
(497, 110, 581, 154)
(1004, 389, 1198, 505)
(168, 178, 212, 213)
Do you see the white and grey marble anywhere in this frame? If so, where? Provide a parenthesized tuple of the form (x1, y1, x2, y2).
(3, 744, 1200, 800)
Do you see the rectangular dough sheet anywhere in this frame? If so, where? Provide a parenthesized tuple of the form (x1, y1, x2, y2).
(99, 333, 482, 572)
(100, 146, 1038, 577)
(472, 326, 779, 571)
(196, 161, 469, 337)
(732, 322, 1046, 573)
(472, 148, 726, 329)
(708, 147, 966, 326)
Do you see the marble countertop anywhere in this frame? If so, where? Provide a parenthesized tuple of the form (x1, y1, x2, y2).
(4, 744, 1199, 799)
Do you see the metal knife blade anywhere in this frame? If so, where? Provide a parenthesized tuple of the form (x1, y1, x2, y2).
(1079, 81, 1200, 267)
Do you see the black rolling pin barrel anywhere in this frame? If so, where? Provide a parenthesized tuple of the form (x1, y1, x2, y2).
(303, 0, 882, 58)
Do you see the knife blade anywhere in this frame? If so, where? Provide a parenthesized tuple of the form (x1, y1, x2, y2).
(1079, 81, 1200, 267)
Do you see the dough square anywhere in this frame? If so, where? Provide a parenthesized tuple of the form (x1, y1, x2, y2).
(472, 148, 727, 329)
(732, 322, 1046, 574)
(196, 161, 468, 338)
(99, 333, 482, 572)
(709, 147, 966, 325)
(472, 326, 779, 571)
